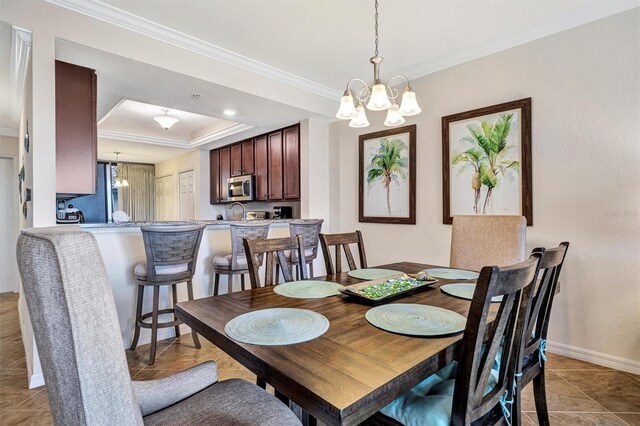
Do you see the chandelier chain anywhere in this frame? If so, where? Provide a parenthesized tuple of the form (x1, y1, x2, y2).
(374, 0, 379, 57)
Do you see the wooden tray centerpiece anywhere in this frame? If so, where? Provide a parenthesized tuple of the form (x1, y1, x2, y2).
(338, 272, 438, 303)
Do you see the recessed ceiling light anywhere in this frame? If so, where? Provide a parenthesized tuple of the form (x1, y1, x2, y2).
(223, 109, 237, 117)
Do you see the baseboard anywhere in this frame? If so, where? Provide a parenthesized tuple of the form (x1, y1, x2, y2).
(28, 373, 45, 389)
(547, 340, 640, 375)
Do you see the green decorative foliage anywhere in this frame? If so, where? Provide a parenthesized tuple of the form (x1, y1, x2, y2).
(366, 138, 408, 215)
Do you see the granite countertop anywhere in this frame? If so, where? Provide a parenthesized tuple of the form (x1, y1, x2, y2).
(79, 218, 322, 229)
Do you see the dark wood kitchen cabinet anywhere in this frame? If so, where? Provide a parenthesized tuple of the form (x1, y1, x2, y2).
(209, 123, 300, 204)
(209, 149, 220, 203)
(55, 60, 97, 195)
(282, 125, 300, 200)
(254, 135, 269, 201)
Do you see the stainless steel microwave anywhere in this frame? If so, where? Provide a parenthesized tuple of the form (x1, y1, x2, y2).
(227, 175, 255, 201)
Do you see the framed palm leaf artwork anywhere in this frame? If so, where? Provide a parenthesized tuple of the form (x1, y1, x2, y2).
(359, 124, 416, 224)
(442, 98, 532, 225)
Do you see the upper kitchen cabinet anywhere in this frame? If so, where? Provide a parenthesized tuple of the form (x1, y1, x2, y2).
(209, 149, 220, 204)
(55, 60, 97, 195)
(254, 135, 269, 201)
(218, 146, 231, 201)
(230, 139, 255, 177)
(282, 125, 300, 200)
(267, 130, 283, 201)
(230, 142, 242, 177)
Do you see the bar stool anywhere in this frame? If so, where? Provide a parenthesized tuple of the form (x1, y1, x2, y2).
(211, 221, 271, 295)
(130, 224, 206, 365)
(288, 219, 323, 279)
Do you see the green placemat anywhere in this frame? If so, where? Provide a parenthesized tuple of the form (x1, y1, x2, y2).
(347, 268, 402, 280)
(224, 308, 329, 346)
(366, 304, 466, 337)
(274, 281, 342, 299)
(424, 268, 479, 280)
(440, 283, 503, 303)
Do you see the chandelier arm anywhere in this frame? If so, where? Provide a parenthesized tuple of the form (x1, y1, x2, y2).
(356, 85, 372, 103)
(387, 74, 411, 89)
(345, 78, 372, 102)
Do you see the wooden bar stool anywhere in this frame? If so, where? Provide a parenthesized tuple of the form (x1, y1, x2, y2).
(130, 224, 206, 365)
(288, 219, 323, 279)
(211, 221, 271, 295)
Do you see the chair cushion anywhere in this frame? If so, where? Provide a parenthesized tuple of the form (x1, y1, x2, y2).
(135, 262, 189, 277)
(143, 379, 301, 425)
(380, 354, 500, 426)
(212, 254, 248, 269)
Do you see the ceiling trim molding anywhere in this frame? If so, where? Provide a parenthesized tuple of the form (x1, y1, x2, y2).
(44, 0, 342, 100)
(98, 122, 254, 149)
(0, 127, 19, 137)
(398, 0, 640, 81)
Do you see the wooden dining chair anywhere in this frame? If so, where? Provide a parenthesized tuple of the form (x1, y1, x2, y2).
(370, 253, 544, 426)
(514, 242, 569, 426)
(319, 230, 367, 275)
(244, 235, 307, 287)
(450, 215, 527, 271)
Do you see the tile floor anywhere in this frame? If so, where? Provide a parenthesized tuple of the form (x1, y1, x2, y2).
(1, 292, 638, 425)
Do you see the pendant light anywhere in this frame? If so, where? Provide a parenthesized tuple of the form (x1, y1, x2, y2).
(335, 0, 421, 127)
(153, 108, 179, 130)
(114, 152, 129, 188)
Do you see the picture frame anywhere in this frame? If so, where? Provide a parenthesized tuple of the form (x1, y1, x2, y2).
(442, 98, 532, 225)
(359, 124, 416, 224)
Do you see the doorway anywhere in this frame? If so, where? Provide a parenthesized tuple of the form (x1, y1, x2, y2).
(0, 156, 18, 293)
(155, 174, 174, 221)
(179, 170, 195, 221)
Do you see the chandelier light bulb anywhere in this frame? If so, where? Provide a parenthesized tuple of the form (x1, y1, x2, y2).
(349, 103, 370, 128)
(384, 103, 406, 127)
(399, 88, 422, 116)
(336, 91, 357, 119)
(153, 108, 179, 130)
(366, 84, 392, 111)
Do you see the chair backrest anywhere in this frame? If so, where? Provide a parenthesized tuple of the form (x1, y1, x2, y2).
(16, 227, 144, 425)
(244, 235, 306, 287)
(319, 230, 367, 274)
(288, 219, 324, 262)
(522, 242, 569, 361)
(141, 224, 206, 282)
(451, 253, 543, 425)
(229, 221, 271, 270)
(450, 215, 527, 271)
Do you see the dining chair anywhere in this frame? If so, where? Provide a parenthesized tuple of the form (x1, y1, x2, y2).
(212, 221, 271, 295)
(288, 219, 324, 278)
(319, 230, 367, 274)
(131, 224, 206, 365)
(16, 226, 302, 426)
(370, 253, 543, 426)
(244, 235, 307, 287)
(450, 215, 527, 271)
(514, 242, 569, 426)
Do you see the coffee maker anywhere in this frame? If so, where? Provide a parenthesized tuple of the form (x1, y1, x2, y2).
(56, 199, 84, 224)
(272, 206, 292, 219)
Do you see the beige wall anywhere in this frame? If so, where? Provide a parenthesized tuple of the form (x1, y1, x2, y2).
(331, 10, 640, 371)
(0, 135, 18, 156)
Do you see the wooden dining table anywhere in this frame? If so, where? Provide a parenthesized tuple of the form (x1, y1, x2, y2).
(175, 262, 488, 426)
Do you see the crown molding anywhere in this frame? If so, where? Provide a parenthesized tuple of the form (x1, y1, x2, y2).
(0, 127, 19, 137)
(98, 123, 254, 149)
(44, 0, 341, 100)
(398, 0, 640, 81)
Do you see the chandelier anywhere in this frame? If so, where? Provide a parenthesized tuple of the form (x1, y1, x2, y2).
(153, 108, 179, 130)
(335, 0, 421, 128)
(113, 152, 129, 188)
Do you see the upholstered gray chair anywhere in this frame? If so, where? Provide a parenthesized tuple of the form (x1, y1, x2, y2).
(450, 215, 527, 271)
(16, 226, 301, 426)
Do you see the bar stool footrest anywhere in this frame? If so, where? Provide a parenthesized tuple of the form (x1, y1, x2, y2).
(136, 309, 182, 329)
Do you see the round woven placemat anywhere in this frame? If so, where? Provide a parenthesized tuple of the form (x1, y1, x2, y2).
(365, 304, 466, 337)
(273, 281, 342, 299)
(347, 268, 402, 280)
(440, 283, 503, 303)
(224, 308, 329, 346)
(424, 268, 479, 280)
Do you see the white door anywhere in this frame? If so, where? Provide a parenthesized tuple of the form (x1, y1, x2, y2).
(0, 157, 18, 293)
(179, 170, 195, 221)
(155, 175, 175, 221)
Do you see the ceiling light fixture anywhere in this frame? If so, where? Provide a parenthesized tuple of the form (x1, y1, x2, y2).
(222, 109, 237, 117)
(113, 152, 129, 188)
(336, 0, 421, 128)
(153, 108, 179, 130)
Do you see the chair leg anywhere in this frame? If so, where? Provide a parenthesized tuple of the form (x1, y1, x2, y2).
(301, 411, 317, 426)
(241, 274, 245, 291)
(295, 264, 299, 281)
(275, 263, 280, 284)
(533, 369, 551, 426)
(309, 261, 314, 278)
(148, 285, 160, 365)
(256, 377, 267, 389)
(171, 284, 180, 338)
(214, 272, 220, 296)
(130, 285, 144, 350)
(186, 280, 201, 349)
